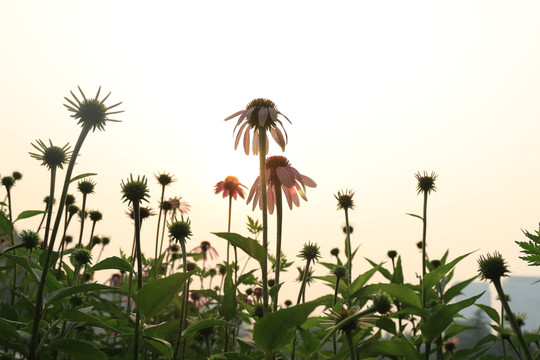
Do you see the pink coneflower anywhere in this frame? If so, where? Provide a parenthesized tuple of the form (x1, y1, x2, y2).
(191, 241, 219, 261)
(224, 98, 291, 155)
(247, 156, 316, 214)
(168, 196, 191, 218)
(214, 176, 248, 200)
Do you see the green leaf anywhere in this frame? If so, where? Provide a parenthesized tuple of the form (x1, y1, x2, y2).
(69, 173, 97, 184)
(143, 336, 171, 359)
(406, 213, 424, 221)
(476, 303, 500, 324)
(13, 210, 46, 223)
(89, 256, 134, 273)
(444, 323, 478, 338)
(424, 252, 473, 290)
(358, 339, 404, 357)
(220, 267, 236, 321)
(183, 319, 235, 337)
(298, 326, 320, 356)
(352, 283, 421, 308)
(45, 283, 115, 306)
(212, 232, 266, 267)
(0, 252, 40, 283)
(60, 309, 120, 333)
(252, 300, 320, 353)
(349, 265, 381, 295)
(366, 258, 393, 281)
(443, 276, 478, 303)
(399, 336, 423, 360)
(0, 211, 13, 242)
(137, 271, 193, 321)
(0, 317, 21, 341)
(420, 293, 483, 343)
(393, 256, 404, 285)
(49, 339, 106, 360)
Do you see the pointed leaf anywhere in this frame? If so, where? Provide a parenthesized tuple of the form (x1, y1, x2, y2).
(0, 211, 13, 242)
(213, 232, 265, 267)
(60, 309, 120, 332)
(69, 173, 97, 184)
(45, 283, 114, 306)
(424, 252, 473, 290)
(14, 210, 46, 223)
(183, 319, 235, 337)
(220, 266, 236, 321)
(49, 339, 106, 360)
(89, 256, 134, 273)
(476, 303, 500, 324)
(443, 276, 478, 304)
(352, 283, 421, 308)
(349, 265, 381, 295)
(406, 213, 424, 221)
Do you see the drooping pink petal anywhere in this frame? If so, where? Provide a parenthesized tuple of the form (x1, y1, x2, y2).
(267, 186, 275, 214)
(277, 111, 292, 124)
(245, 107, 254, 124)
(258, 107, 268, 127)
(269, 107, 278, 122)
(290, 187, 300, 207)
(290, 167, 306, 188)
(274, 127, 286, 151)
(214, 182, 225, 194)
(224, 110, 244, 121)
(243, 125, 251, 155)
(265, 136, 269, 155)
(233, 116, 248, 134)
(275, 119, 289, 143)
(282, 184, 293, 209)
(235, 121, 248, 149)
(301, 175, 317, 187)
(276, 167, 295, 188)
(247, 176, 260, 205)
(253, 128, 259, 155)
(223, 189, 230, 198)
(295, 182, 308, 201)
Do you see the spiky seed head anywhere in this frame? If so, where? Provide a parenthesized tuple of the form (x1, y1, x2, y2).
(168, 216, 192, 243)
(245, 98, 279, 130)
(219, 264, 227, 275)
(251, 303, 265, 319)
(12, 171, 22, 181)
(65, 194, 76, 206)
(387, 250, 398, 259)
(343, 225, 354, 234)
(284, 299, 292, 307)
(186, 262, 197, 272)
(334, 189, 355, 210)
(64, 86, 123, 132)
(415, 171, 438, 195)
(127, 206, 155, 220)
(330, 247, 340, 257)
(20, 230, 40, 250)
(2, 176, 15, 190)
(102, 237, 110, 246)
(121, 175, 149, 204)
(161, 200, 173, 211)
(208, 268, 217, 277)
(296, 266, 314, 285)
(155, 172, 176, 186)
(71, 248, 92, 265)
(65, 235, 73, 244)
(245, 288, 253, 296)
(373, 293, 393, 314)
(29, 139, 71, 170)
(68, 204, 79, 216)
(333, 265, 347, 279)
(92, 236, 102, 246)
(77, 179, 96, 195)
(43, 196, 55, 208)
(298, 242, 321, 262)
(328, 309, 363, 334)
(89, 210, 103, 222)
(478, 252, 509, 281)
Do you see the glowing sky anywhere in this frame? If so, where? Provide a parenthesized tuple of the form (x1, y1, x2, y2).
(2, 2, 540, 299)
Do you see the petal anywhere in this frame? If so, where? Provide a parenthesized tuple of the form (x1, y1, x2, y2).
(274, 127, 286, 151)
(258, 107, 268, 127)
(269, 107, 278, 122)
(224, 110, 244, 121)
(282, 184, 293, 209)
(290, 167, 306, 188)
(277, 111, 292, 124)
(276, 119, 289, 143)
(245, 107, 254, 123)
(290, 187, 300, 207)
(295, 182, 308, 201)
(243, 126, 251, 155)
(276, 167, 295, 188)
(265, 136, 269, 155)
(233, 116, 248, 134)
(253, 128, 259, 155)
(234, 121, 248, 149)
(247, 177, 260, 205)
(267, 186, 275, 214)
(301, 175, 317, 187)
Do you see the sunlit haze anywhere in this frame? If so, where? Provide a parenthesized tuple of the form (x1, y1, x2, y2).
(2, 2, 540, 302)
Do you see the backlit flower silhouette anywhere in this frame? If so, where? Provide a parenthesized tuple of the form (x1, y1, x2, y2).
(168, 196, 191, 218)
(214, 176, 248, 200)
(191, 240, 219, 262)
(224, 98, 291, 155)
(247, 156, 316, 214)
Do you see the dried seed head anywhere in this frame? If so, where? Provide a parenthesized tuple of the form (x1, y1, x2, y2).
(298, 242, 321, 262)
(102, 237, 110, 246)
(154, 172, 176, 187)
(65, 194, 76, 206)
(373, 293, 393, 314)
(71, 248, 92, 265)
(89, 210, 103, 222)
(330, 247, 340, 257)
(168, 216, 192, 243)
(1, 176, 15, 190)
(121, 175, 149, 204)
(68, 204, 79, 216)
(387, 250, 398, 259)
(334, 189, 355, 210)
(478, 252, 509, 281)
(12, 171, 22, 181)
(77, 179, 96, 195)
(333, 265, 347, 279)
(64, 86, 122, 132)
(20, 230, 40, 250)
(415, 171, 438, 195)
(29, 139, 71, 170)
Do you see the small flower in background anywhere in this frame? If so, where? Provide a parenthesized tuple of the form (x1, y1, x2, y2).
(155, 172, 176, 187)
(107, 273, 122, 287)
(12, 171, 22, 181)
(214, 176, 248, 200)
(284, 300, 292, 307)
(29, 139, 71, 170)
(102, 237, 110, 246)
(91, 236, 102, 247)
(225, 98, 291, 155)
(342, 224, 354, 235)
(89, 210, 103, 223)
(169, 244, 180, 253)
(415, 171, 438, 195)
(247, 156, 316, 214)
(68, 205, 79, 217)
(191, 241, 219, 261)
(387, 250, 398, 260)
(478, 252, 509, 282)
(443, 337, 458, 353)
(168, 196, 191, 218)
(65, 194, 76, 206)
(330, 248, 340, 257)
(335, 189, 355, 210)
(126, 206, 156, 221)
(160, 200, 173, 212)
(372, 293, 393, 314)
(253, 287, 263, 301)
(65, 235, 73, 244)
(64, 86, 123, 132)
(296, 266, 314, 285)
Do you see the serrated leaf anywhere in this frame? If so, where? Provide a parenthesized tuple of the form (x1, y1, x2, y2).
(69, 173, 97, 184)
(213, 232, 265, 267)
(13, 210, 46, 223)
(89, 256, 134, 273)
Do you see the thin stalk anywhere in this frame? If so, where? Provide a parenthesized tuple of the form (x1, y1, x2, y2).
(173, 240, 189, 360)
(86, 220, 97, 249)
(493, 279, 533, 360)
(158, 210, 169, 256)
(36, 204, 48, 234)
(76, 193, 88, 247)
(501, 301, 508, 359)
(421, 191, 428, 307)
(274, 187, 283, 311)
(5, 187, 13, 243)
(29, 123, 92, 360)
(345, 330, 357, 360)
(132, 201, 143, 360)
(154, 186, 166, 273)
(296, 259, 312, 305)
(43, 168, 57, 249)
(332, 276, 342, 356)
(56, 210, 74, 273)
(258, 128, 269, 315)
(344, 208, 352, 284)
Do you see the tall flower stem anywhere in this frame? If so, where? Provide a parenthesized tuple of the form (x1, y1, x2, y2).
(296, 259, 312, 305)
(42, 168, 57, 249)
(158, 209, 169, 256)
(258, 129, 269, 315)
(132, 201, 143, 360)
(154, 185, 166, 272)
(492, 279, 533, 360)
(76, 193, 88, 247)
(5, 187, 13, 241)
(274, 188, 283, 311)
(173, 240, 189, 360)
(421, 191, 428, 308)
(56, 211, 74, 272)
(344, 208, 352, 284)
(345, 330, 357, 360)
(29, 123, 92, 360)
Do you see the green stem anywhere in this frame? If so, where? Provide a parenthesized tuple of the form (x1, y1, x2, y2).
(29, 123, 91, 360)
(345, 330, 357, 360)
(173, 240, 188, 360)
(43, 168, 57, 249)
(274, 186, 283, 311)
(154, 186, 166, 272)
(258, 127, 269, 315)
(493, 279, 533, 360)
(501, 300, 507, 359)
(132, 201, 143, 360)
(296, 259, 312, 305)
(344, 208, 352, 284)
(77, 193, 88, 247)
(421, 191, 428, 308)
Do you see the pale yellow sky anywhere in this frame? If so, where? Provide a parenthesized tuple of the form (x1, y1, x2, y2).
(1, 1, 540, 299)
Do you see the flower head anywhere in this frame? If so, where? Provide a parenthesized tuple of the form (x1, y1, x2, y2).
(335, 189, 355, 210)
(214, 176, 248, 200)
(29, 139, 71, 170)
(168, 216, 192, 243)
(64, 86, 122, 132)
(225, 98, 291, 155)
(444, 337, 458, 353)
(102, 237, 110, 246)
(77, 179, 96, 195)
(121, 175, 150, 204)
(1, 176, 15, 190)
(160, 200, 173, 211)
(12, 171, 22, 181)
(71, 248, 92, 266)
(20, 230, 40, 250)
(89, 210, 103, 222)
(127, 206, 156, 221)
(168, 196, 191, 217)
(191, 240, 219, 261)
(478, 252, 509, 281)
(330, 247, 340, 257)
(298, 242, 321, 262)
(154, 172, 176, 187)
(372, 292, 393, 314)
(68, 204, 79, 216)
(387, 250, 398, 259)
(332, 265, 347, 279)
(247, 156, 316, 214)
(92, 236, 102, 246)
(65, 194, 76, 206)
(326, 308, 374, 334)
(296, 266, 314, 285)
(415, 171, 438, 195)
